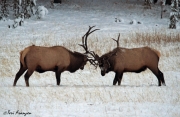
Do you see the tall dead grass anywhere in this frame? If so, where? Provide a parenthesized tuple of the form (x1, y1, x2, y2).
(129, 31, 180, 46)
(127, 31, 180, 58)
(0, 30, 179, 78)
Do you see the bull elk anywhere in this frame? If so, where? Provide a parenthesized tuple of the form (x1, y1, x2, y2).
(97, 34, 166, 86)
(13, 26, 99, 87)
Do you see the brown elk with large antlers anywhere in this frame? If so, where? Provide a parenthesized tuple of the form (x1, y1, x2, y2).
(97, 34, 166, 86)
(13, 26, 99, 87)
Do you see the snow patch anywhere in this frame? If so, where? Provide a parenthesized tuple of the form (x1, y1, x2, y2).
(36, 6, 48, 19)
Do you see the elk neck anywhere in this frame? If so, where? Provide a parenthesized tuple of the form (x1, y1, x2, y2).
(107, 57, 116, 71)
(102, 48, 118, 71)
(68, 51, 86, 72)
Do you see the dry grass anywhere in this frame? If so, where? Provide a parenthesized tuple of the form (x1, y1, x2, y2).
(130, 31, 180, 46)
(0, 30, 179, 79)
(71, 31, 180, 58)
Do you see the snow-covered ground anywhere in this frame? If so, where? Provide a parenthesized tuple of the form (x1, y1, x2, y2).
(0, 0, 180, 117)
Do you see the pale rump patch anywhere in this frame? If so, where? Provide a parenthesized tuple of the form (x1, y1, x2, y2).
(20, 46, 32, 67)
(151, 48, 161, 57)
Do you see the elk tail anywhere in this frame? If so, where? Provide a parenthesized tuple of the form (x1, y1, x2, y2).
(20, 46, 31, 67)
(151, 48, 161, 58)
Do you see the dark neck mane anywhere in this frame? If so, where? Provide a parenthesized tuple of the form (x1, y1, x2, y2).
(101, 48, 119, 71)
(68, 51, 85, 72)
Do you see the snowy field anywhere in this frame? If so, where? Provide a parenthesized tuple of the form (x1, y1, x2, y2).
(0, 0, 180, 117)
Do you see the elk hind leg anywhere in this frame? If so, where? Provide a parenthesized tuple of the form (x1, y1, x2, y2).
(155, 69, 166, 86)
(13, 63, 27, 86)
(158, 69, 166, 86)
(24, 70, 34, 87)
(149, 67, 165, 86)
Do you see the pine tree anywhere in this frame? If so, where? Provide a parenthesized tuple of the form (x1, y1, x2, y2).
(169, 0, 179, 29)
(0, 0, 10, 20)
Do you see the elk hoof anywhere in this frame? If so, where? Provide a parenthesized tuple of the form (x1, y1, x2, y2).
(162, 83, 166, 86)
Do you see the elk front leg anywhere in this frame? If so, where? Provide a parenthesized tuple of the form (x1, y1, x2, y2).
(24, 70, 34, 87)
(113, 73, 119, 85)
(117, 73, 123, 85)
(55, 71, 61, 86)
(113, 72, 123, 86)
(113, 77, 118, 85)
(13, 65, 27, 86)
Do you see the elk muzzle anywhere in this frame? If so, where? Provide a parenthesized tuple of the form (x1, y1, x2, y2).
(99, 58, 110, 76)
(100, 67, 106, 76)
(80, 65, 84, 70)
(80, 57, 88, 70)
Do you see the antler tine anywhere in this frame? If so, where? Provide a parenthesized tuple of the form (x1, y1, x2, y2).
(79, 26, 95, 53)
(111, 33, 120, 47)
(84, 26, 100, 53)
(79, 26, 100, 68)
(88, 59, 98, 68)
(83, 26, 96, 41)
(89, 51, 99, 59)
(80, 26, 99, 53)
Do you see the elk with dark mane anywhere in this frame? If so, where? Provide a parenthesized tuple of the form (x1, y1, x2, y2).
(96, 34, 166, 86)
(13, 26, 99, 87)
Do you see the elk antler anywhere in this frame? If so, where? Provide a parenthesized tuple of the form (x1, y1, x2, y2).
(105, 33, 121, 59)
(79, 26, 100, 67)
(111, 33, 120, 47)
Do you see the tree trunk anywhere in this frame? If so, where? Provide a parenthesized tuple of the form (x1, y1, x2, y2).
(54, 0, 61, 4)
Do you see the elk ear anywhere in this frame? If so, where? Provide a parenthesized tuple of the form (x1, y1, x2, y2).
(84, 56, 88, 62)
(112, 51, 117, 56)
(106, 51, 117, 60)
(95, 54, 99, 60)
(103, 57, 108, 61)
(108, 51, 117, 58)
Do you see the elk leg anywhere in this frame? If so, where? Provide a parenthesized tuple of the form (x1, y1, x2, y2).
(153, 72, 161, 86)
(55, 71, 61, 86)
(113, 77, 118, 85)
(113, 72, 123, 85)
(158, 69, 166, 86)
(149, 67, 162, 86)
(117, 73, 123, 86)
(24, 70, 34, 87)
(13, 65, 27, 86)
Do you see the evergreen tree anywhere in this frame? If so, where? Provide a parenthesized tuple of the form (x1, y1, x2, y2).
(169, 0, 179, 29)
(0, 0, 10, 20)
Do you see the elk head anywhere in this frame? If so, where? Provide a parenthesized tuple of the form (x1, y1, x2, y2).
(78, 26, 100, 69)
(98, 33, 120, 76)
